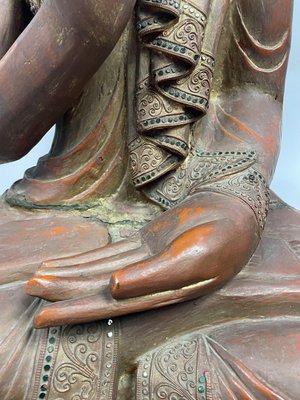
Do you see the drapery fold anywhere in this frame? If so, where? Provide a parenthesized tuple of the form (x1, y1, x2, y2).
(130, 0, 215, 190)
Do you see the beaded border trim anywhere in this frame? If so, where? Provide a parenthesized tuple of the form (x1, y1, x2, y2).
(32, 319, 119, 400)
(143, 148, 270, 234)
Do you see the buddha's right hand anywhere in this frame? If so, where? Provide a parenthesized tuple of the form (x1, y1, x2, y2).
(25, 190, 260, 328)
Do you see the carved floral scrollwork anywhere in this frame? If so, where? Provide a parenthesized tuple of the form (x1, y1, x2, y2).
(143, 148, 270, 234)
(137, 338, 200, 400)
(131, 0, 214, 194)
(52, 325, 101, 397)
(137, 333, 287, 400)
(33, 320, 119, 400)
(154, 340, 198, 399)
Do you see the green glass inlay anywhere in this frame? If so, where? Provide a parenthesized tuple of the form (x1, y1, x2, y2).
(47, 345, 54, 353)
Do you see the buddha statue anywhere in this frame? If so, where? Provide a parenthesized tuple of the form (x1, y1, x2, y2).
(0, 0, 299, 399)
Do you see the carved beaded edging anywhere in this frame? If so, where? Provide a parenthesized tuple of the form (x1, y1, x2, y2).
(195, 167, 270, 233)
(136, 336, 217, 400)
(143, 148, 270, 234)
(131, 0, 214, 193)
(32, 320, 119, 400)
(129, 136, 179, 187)
(144, 148, 257, 205)
(137, 333, 288, 400)
(36, 327, 61, 400)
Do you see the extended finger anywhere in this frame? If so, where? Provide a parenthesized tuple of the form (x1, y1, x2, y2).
(25, 274, 110, 301)
(36, 245, 149, 278)
(33, 277, 218, 328)
(40, 237, 142, 269)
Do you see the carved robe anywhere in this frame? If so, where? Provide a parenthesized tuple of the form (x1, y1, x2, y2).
(0, 1, 298, 400)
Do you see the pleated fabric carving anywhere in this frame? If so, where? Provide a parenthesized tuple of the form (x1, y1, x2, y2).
(130, 0, 214, 188)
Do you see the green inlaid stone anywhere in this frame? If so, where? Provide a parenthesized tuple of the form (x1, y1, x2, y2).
(47, 346, 54, 353)
(40, 385, 47, 392)
(198, 386, 205, 393)
(158, 70, 164, 76)
(42, 375, 49, 382)
(39, 394, 46, 399)
(46, 355, 52, 363)
(44, 365, 51, 371)
(49, 337, 55, 344)
(199, 376, 206, 383)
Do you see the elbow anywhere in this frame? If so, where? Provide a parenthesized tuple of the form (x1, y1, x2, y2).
(0, 148, 27, 164)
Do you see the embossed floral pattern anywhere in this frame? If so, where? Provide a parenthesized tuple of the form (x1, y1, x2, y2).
(32, 320, 119, 400)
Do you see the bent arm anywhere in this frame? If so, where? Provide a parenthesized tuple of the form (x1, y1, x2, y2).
(0, 0, 31, 59)
(0, 0, 135, 163)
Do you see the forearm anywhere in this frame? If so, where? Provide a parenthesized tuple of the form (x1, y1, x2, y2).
(0, 0, 31, 59)
(0, 0, 135, 163)
(196, 0, 293, 183)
